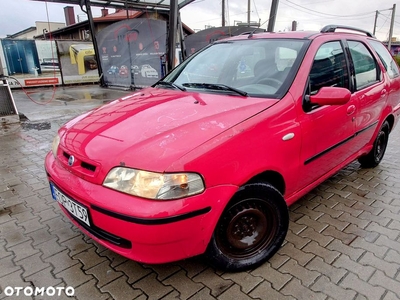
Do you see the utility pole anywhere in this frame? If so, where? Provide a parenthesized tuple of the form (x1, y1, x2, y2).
(267, 0, 279, 32)
(388, 4, 396, 51)
(222, 0, 225, 27)
(373, 10, 379, 36)
(167, 0, 178, 72)
(247, 0, 251, 25)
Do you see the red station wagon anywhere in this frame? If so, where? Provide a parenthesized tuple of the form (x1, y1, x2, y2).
(45, 25, 400, 271)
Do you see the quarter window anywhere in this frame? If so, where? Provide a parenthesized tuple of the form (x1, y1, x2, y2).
(368, 39, 400, 79)
(348, 41, 379, 90)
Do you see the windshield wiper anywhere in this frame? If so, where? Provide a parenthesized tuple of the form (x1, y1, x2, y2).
(182, 83, 248, 96)
(154, 81, 186, 91)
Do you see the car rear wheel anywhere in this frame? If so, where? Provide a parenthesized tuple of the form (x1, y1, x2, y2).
(358, 120, 390, 168)
(206, 183, 288, 271)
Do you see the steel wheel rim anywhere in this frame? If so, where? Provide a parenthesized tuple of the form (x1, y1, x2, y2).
(216, 199, 278, 259)
(375, 130, 387, 162)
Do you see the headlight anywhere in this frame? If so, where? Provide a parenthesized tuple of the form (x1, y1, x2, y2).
(103, 167, 205, 200)
(52, 135, 60, 157)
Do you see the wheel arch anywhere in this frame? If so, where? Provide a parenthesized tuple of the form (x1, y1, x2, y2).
(385, 114, 395, 133)
(246, 170, 286, 196)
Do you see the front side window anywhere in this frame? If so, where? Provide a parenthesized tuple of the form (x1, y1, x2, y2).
(348, 41, 379, 90)
(308, 41, 349, 95)
(164, 39, 308, 98)
(368, 39, 400, 79)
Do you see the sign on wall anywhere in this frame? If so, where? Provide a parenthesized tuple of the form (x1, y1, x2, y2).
(97, 19, 166, 88)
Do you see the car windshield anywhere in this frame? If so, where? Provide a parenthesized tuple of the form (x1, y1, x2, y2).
(163, 38, 309, 98)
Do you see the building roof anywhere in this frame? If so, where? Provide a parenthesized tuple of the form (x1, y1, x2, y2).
(7, 26, 36, 38)
(34, 9, 194, 39)
(31, 0, 195, 11)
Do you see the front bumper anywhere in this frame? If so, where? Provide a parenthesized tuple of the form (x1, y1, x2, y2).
(45, 152, 238, 264)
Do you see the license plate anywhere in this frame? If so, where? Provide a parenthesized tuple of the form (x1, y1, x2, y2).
(50, 183, 90, 227)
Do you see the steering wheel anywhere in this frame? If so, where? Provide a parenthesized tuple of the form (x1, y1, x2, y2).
(256, 77, 283, 88)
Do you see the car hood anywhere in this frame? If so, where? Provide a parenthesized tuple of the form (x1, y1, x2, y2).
(59, 88, 277, 177)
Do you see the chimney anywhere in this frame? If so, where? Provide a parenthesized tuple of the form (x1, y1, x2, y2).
(64, 6, 76, 26)
(101, 8, 109, 17)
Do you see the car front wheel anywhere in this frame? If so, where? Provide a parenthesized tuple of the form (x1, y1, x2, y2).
(358, 120, 390, 168)
(206, 183, 289, 271)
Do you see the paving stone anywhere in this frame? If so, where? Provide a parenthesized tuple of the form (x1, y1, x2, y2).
(311, 275, 356, 300)
(222, 271, 263, 294)
(56, 263, 92, 287)
(217, 284, 254, 300)
(369, 270, 400, 296)
(321, 226, 356, 245)
(303, 241, 340, 264)
(344, 224, 379, 243)
(305, 256, 346, 284)
(96, 248, 128, 268)
(177, 257, 209, 279)
(285, 229, 311, 249)
(85, 260, 123, 288)
(350, 237, 388, 258)
(73, 278, 110, 300)
(326, 239, 364, 261)
(281, 278, 327, 300)
(100, 276, 143, 300)
(193, 268, 233, 297)
(333, 254, 375, 281)
(25, 266, 63, 289)
(19, 252, 51, 277)
(281, 241, 316, 266)
(163, 270, 204, 299)
(9, 239, 40, 262)
(34, 238, 67, 259)
(298, 227, 334, 247)
(188, 287, 215, 300)
(45, 250, 80, 275)
(341, 272, 386, 300)
(279, 258, 320, 286)
(134, 273, 174, 300)
(359, 252, 400, 278)
(73, 247, 108, 271)
(249, 281, 295, 300)
(295, 216, 328, 233)
(61, 235, 92, 257)
(115, 260, 152, 284)
(27, 227, 55, 246)
(251, 262, 292, 291)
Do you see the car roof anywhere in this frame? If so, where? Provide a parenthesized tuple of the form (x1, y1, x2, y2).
(218, 25, 377, 42)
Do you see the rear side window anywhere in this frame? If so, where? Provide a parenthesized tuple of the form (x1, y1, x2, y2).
(348, 41, 379, 90)
(368, 39, 400, 79)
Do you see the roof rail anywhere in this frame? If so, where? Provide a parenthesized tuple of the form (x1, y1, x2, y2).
(320, 25, 374, 38)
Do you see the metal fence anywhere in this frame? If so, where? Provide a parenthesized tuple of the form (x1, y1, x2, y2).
(0, 79, 19, 123)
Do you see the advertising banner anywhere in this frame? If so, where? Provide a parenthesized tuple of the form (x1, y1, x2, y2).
(0, 39, 61, 88)
(56, 40, 99, 85)
(97, 19, 166, 88)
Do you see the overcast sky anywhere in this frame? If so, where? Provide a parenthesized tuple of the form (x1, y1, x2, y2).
(0, 0, 399, 42)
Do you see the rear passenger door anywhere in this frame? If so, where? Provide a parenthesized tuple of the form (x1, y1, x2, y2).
(346, 40, 386, 150)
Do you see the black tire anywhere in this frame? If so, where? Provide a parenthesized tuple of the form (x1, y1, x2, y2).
(358, 121, 390, 168)
(206, 183, 289, 272)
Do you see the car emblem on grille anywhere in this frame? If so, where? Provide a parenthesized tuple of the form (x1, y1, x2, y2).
(68, 155, 75, 166)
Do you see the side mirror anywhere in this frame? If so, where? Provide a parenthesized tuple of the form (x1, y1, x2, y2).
(310, 87, 351, 106)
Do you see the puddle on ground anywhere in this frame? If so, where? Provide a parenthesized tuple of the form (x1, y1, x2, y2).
(21, 121, 51, 131)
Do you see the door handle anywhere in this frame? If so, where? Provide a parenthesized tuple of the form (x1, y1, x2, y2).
(347, 105, 356, 115)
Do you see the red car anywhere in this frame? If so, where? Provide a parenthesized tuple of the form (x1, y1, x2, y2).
(45, 25, 400, 271)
